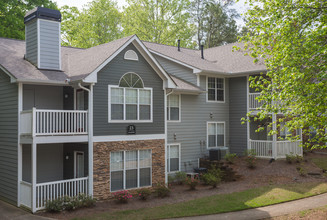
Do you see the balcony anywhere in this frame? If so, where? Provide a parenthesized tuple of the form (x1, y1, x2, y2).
(249, 92, 262, 110)
(20, 108, 88, 136)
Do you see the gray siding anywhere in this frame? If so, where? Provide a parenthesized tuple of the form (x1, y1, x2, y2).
(0, 70, 18, 204)
(93, 44, 165, 135)
(229, 77, 248, 155)
(167, 75, 229, 172)
(154, 55, 197, 85)
(25, 20, 38, 65)
(39, 19, 60, 70)
(23, 85, 63, 110)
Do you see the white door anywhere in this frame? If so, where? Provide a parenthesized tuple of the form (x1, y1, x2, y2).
(74, 151, 85, 178)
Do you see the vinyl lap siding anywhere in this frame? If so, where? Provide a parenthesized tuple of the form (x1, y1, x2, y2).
(25, 20, 38, 65)
(93, 44, 165, 136)
(0, 70, 18, 204)
(229, 77, 247, 155)
(167, 75, 229, 172)
(154, 55, 197, 85)
(39, 19, 60, 70)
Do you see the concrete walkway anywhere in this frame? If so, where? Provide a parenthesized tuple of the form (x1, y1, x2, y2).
(177, 193, 327, 220)
(0, 200, 53, 220)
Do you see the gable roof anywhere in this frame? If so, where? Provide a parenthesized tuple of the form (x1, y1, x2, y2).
(169, 75, 205, 94)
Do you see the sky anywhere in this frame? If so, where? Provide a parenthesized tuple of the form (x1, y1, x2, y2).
(53, 0, 249, 26)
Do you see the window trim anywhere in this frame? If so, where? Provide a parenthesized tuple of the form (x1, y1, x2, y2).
(167, 94, 181, 123)
(207, 121, 226, 149)
(206, 76, 225, 103)
(108, 85, 153, 123)
(110, 149, 152, 192)
(167, 143, 181, 173)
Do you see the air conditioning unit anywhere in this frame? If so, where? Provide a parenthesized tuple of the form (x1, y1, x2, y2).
(209, 149, 222, 161)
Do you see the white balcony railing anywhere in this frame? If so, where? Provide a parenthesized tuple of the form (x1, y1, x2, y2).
(20, 108, 88, 136)
(249, 93, 262, 110)
(35, 177, 89, 211)
(249, 140, 302, 158)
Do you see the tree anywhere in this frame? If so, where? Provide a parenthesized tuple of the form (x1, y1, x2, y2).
(0, 0, 57, 40)
(122, 0, 194, 47)
(239, 0, 327, 148)
(61, 0, 122, 48)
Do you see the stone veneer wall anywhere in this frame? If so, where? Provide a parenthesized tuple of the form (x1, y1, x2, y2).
(93, 139, 165, 200)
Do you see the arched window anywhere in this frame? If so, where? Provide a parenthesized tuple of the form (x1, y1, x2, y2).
(124, 50, 139, 61)
(109, 73, 152, 122)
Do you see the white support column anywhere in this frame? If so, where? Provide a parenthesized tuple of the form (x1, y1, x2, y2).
(272, 114, 277, 159)
(246, 76, 250, 150)
(17, 83, 23, 206)
(31, 142, 37, 213)
(164, 89, 168, 184)
(88, 84, 93, 196)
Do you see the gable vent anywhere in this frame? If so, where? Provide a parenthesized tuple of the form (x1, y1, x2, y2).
(124, 50, 139, 61)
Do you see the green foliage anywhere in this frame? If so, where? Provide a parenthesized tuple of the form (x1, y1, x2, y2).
(185, 176, 200, 190)
(244, 150, 257, 168)
(202, 165, 222, 188)
(137, 188, 152, 200)
(154, 183, 170, 198)
(112, 190, 133, 203)
(238, 0, 327, 149)
(61, 0, 123, 48)
(224, 153, 237, 164)
(0, 0, 57, 40)
(297, 163, 307, 176)
(122, 0, 194, 47)
(174, 171, 187, 185)
(45, 194, 96, 212)
(285, 153, 303, 164)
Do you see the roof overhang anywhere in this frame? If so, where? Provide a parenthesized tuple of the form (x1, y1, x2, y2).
(0, 65, 17, 83)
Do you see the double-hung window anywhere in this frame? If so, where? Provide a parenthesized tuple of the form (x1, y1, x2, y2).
(109, 73, 152, 122)
(207, 122, 225, 148)
(167, 144, 180, 172)
(207, 77, 224, 102)
(110, 149, 152, 191)
(167, 94, 180, 121)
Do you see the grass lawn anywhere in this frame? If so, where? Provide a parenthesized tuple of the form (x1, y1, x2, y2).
(74, 182, 327, 220)
(272, 205, 327, 219)
(311, 158, 327, 170)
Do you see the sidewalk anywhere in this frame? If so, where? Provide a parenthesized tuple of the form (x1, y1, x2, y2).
(0, 200, 53, 220)
(176, 193, 327, 220)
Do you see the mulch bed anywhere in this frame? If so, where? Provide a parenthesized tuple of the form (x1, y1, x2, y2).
(38, 152, 327, 220)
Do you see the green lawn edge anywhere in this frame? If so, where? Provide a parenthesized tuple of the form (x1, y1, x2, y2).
(74, 182, 327, 220)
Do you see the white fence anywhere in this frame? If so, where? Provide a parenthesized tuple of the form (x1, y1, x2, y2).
(35, 177, 89, 211)
(249, 93, 262, 110)
(20, 108, 88, 136)
(249, 140, 302, 159)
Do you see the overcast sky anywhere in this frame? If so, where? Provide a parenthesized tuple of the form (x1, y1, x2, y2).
(53, 0, 248, 26)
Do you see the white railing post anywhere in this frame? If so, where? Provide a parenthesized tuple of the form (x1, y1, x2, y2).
(32, 108, 36, 137)
(31, 142, 37, 213)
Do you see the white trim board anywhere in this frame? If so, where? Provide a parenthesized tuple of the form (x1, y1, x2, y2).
(93, 134, 165, 142)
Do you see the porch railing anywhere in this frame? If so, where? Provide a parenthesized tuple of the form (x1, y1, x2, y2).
(249, 140, 302, 158)
(20, 108, 88, 136)
(249, 93, 262, 110)
(35, 177, 89, 211)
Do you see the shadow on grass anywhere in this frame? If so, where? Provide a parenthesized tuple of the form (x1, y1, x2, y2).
(72, 182, 327, 220)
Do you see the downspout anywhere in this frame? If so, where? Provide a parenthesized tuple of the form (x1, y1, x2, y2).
(165, 88, 174, 184)
(77, 82, 94, 196)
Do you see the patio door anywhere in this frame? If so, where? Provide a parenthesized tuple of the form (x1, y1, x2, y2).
(74, 151, 85, 178)
(76, 89, 85, 110)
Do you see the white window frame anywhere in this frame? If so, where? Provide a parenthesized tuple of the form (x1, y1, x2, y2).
(110, 149, 152, 192)
(206, 76, 225, 103)
(167, 143, 181, 173)
(108, 85, 153, 123)
(207, 121, 226, 149)
(167, 94, 181, 122)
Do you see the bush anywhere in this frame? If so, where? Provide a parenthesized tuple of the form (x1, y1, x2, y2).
(202, 165, 222, 188)
(224, 153, 237, 164)
(137, 188, 152, 200)
(112, 190, 133, 203)
(77, 194, 96, 207)
(286, 153, 303, 164)
(244, 149, 257, 168)
(45, 194, 96, 213)
(174, 171, 187, 185)
(154, 183, 170, 198)
(185, 176, 199, 190)
(46, 198, 63, 212)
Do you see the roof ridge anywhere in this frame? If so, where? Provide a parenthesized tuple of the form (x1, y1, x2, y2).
(143, 40, 198, 52)
(203, 42, 242, 51)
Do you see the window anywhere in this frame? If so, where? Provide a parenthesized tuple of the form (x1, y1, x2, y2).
(167, 144, 180, 172)
(110, 149, 152, 191)
(207, 122, 225, 148)
(167, 94, 180, 121)
(207, 77, 224, 102)
(109, 73, 152, 122)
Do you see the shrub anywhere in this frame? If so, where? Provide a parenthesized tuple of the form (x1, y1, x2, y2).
(154, 183, 170, 198)
(202, 165, 222, 188)
(77, 194, 96, 207)
(168, 175, 175, 185)
(112, 190, 133, 203)
(185, 176, 199, 190)
(46, 194, 96, 213)
(297, 163, 307, 176)
(46, 198, 63, 212)
(224, 153, 237, 164)
(137, 188, 152, 200)
(244, 149, 257, 168)
(174, 171, 187, 185)
(295, 154, 304, 163)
